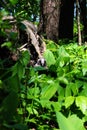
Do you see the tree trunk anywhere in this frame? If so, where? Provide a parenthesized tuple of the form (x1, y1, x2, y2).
(79, 0, 87, 41)
(59, 0, 74, 39)
(38, 0, 61, 42)
(76, 0, 82, 45)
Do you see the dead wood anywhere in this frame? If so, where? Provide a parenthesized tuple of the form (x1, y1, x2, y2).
(21, 20, 46, 59)
(0, 16, 46, 67)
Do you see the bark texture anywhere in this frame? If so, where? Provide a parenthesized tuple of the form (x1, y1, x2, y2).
(38, 0, 61, 42)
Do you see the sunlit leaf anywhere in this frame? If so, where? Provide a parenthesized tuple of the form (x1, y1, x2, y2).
(68, 115, 85, 130)
(65, 96, 75, 108)
(76, 96, 87, 115)
(56, 112, 75, 130)
(58, 46, 70, 58)
(58, 76, 68, 85)
(82, 60, 87, 76)
(52, 101, 61, 111)
(40, 82, 58, 100)
(56, 112, 85, 130)
(44, 49, 56, 67)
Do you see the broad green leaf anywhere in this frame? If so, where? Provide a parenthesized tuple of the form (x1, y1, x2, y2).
(40, 100, 51, 109)
(12, 62, 25, 80)
(58, 46, 70, 58)
(46, 40, 58, 51)
(20, 50, 30, 66)
(65, 85, 71, 97)
(82, 60, 87, 76)
(57, 85, 65, 97)
(76, 96, 87, 115)
(9, 0, 18, 5)
(56, 112, 75, 130)
(68, 115, 85, 130)
(58, 58, 65, 67)
(52, 101, 61, 111)
(70, 82, 79, 96)
(80, 83, 87, 96)
(70, 80, 83, 95)
(65, 96, 75, 108)
(18, 63, 25, 79)
(56, 112, 85, 130)
(44, 49, 56, 67)
(58, 76, 68, 85)
(40, 82, 58, 100)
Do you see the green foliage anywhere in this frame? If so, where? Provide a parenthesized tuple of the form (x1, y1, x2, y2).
(0, 2, 87, 128)
(1, 40, 87, 129)
(44, 49, 56, 67)
(0, 0, 40, 21)
(56, 112, 85, 130)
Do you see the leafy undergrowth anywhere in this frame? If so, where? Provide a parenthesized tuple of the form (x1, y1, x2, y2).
(0, 40, 87, 130)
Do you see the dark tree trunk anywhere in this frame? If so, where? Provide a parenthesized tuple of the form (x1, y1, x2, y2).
(38, 0, 61, 42)
(79, 0, 87, 41)
(59, 0, 74, 39)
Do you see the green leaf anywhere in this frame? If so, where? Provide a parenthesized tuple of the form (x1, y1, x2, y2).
(44, 49, 56, 67)
(82, 60, 87, 76)
(26, 107, 38, 116)
(20, 50, 30, 66)
(80, 83, 87, 96)
(56, 112, 85, 130)
(39, 100, 51, 109)
(65, 85, 71, 97)
(58, 58, 65, 67)
(40, 82, 58, 100)
(34, 66, 47, 71)
(9, 0, 18, 5)
(70, 80, 83, 96)
(52, 102, 61, 111)
(58, 76, 68, 85)
(58, 46, 70, 58)
(56, 112, 75, 130)
(1, 41, 12, 48)
(12, 62, 25, 80)
(76, 96, 87, 115)
(17, 62, 25, 79)
(68, 115, 85, 130)
(65, 96, 75, 108)
(70, 82, 78, 96)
